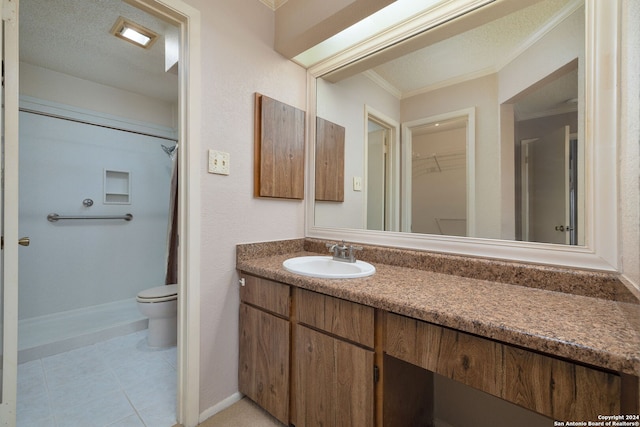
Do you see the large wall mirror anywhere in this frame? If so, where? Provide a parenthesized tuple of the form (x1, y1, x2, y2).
(305, 0, 619, 271)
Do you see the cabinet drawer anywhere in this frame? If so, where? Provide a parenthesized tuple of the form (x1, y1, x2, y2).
(503, 346, 620, 420)
(385, 312, 621, 421)
(240, 273, 290, 318)
(385, 312, 503, 395)
(296, 289, 374, 348)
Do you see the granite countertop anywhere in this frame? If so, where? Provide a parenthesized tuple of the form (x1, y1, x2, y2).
(236, 241, 640, 377)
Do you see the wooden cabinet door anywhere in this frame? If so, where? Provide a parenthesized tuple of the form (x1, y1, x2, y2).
(315, 117, 345, 202)
(294, 325, 374, 427)
(254, 93, 305, 199)
(239, 303, 290, 424)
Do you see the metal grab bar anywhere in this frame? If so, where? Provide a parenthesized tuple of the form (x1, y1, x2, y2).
(47, 213, 133, 222)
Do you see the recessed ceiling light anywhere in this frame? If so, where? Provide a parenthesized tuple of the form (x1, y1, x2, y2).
(110, 16, 158, 49)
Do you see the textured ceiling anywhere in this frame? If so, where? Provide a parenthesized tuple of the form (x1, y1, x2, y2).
(20, 0, 578, 115)
(20, 0, 179, 103)
(373, 0, 577, 103)
(372, 0, 575, 96)
(366, 0, 580, 120)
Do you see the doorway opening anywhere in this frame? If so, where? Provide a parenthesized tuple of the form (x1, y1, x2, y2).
(365, 107, 400, 232)
(10, 0, 199, 425)
(402, 108, 476, 236)
(3, 0, 200, 425)
(519, 130, 579, 245)
(509, 59, 583, 246)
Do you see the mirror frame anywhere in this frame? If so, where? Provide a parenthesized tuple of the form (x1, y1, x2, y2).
(305, 0, 619, 272)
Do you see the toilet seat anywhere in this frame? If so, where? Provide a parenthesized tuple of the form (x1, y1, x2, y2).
(137, 284, 178, 303)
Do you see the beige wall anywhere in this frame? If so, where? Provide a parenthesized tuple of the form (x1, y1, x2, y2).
(20, 62, 177, 128)
(402, 74, 501, 239)
(315, 73, 401, 229)
(411, 128, 467, 236)
(182, 0, 307, 413)
(274, 0, 394, 58)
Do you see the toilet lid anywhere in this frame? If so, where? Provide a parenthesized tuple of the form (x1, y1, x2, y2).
(137, 284, 178, 302)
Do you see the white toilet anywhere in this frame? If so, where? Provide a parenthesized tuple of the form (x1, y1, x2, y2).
(136, 284, 178, 348)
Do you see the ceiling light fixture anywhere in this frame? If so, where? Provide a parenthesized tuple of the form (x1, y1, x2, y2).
(110, 16, 158, 49)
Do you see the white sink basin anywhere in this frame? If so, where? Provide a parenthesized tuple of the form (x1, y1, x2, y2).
(283, 256, 375, 279)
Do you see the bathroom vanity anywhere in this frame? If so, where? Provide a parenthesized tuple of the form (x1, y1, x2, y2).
(237, 239, 640, 426)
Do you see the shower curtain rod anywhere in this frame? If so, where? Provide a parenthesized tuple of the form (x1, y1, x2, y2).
(19, 108, 178, 142)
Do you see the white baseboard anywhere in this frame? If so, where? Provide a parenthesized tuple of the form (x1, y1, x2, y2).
(199, 392, 244, 424)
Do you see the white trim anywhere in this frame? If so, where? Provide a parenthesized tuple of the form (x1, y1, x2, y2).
(363, 70, 402, 100)
(364, 106, 401, 232)
(585, 0, 618, 269)
(308, 225, 616, 271)
(1, 0, 20, 424)
(402, 108, 476, 237)
(402, 66, 495, 100)
(258, 0, 288, 11)
(308, 0, 494, 77)
(306, 0, 620, 272)
(520, 138, 538, 242)
(305, 72, 318, 233)
(127, 1, 202, 427)
(198, 392, 244, 423)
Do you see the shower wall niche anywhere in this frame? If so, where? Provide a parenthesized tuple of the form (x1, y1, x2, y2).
(104, 169, 131, 204)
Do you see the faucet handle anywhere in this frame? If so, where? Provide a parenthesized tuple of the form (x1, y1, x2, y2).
(336, 240, 348, 249)
(349, 244, 363, 252)
(326, 242, 340, 257)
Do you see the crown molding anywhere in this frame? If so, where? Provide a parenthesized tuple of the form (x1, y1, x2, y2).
(258, 0, 288, 11)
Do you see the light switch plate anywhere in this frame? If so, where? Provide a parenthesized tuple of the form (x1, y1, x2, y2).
(208, 150, 230, 175)
(353, 176, 362, 191)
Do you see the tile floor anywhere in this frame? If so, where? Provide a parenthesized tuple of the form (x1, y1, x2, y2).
(17, 330, 177, 427)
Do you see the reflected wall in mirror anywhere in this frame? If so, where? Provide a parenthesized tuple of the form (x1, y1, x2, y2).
(407, 114, 470, 237)
(314, 0, 584, 246)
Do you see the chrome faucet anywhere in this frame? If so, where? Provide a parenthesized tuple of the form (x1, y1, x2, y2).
(326, 240, 363, 263)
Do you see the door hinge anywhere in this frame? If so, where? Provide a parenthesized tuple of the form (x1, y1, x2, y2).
(374, 365, 380, 384)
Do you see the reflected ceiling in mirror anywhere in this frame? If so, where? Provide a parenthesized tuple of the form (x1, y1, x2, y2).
(314, 0, 584, 246)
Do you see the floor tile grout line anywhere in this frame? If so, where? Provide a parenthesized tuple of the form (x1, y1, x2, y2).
(17, 330, 177, 427)
(106, 391, 146, 427)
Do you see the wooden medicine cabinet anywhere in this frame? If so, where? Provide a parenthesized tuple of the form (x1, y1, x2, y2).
(254, 93, 305, 199)
(315, 117, 345, 202)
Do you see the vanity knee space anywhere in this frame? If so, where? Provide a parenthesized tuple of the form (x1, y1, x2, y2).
(384, 312, 623, 422)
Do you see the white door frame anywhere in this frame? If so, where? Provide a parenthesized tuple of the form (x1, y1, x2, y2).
(1, 1, 20, 425)
(129, 1, 202, 426)
(520, 138, 537, 242)
(2, 0, 202, 425)
(364, 106, 400, 232)
(402, 107, 476, 236)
